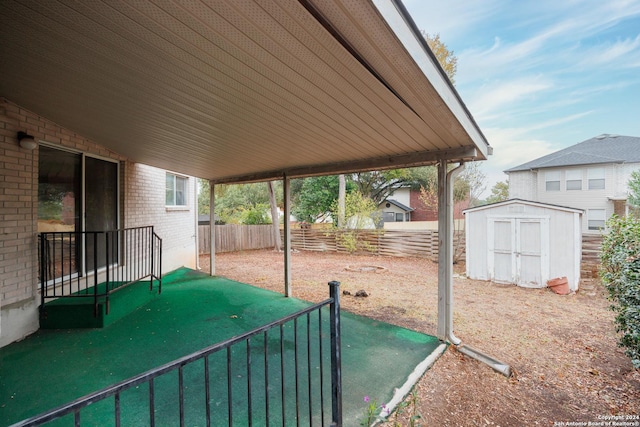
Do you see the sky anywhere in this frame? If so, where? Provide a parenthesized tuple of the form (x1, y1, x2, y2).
(403, 0, 640, 197)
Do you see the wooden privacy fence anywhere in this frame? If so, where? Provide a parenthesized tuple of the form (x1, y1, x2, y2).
(199, 225, 465, 261)
(289, 228, 465, 262)
(199, 224, 276, 254)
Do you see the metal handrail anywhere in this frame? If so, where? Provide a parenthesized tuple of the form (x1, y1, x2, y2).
(38, 226, 162, 316)
(11, 281, 342, 427)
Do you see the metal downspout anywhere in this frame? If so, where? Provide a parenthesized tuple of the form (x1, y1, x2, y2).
(437, 160, 512, 377)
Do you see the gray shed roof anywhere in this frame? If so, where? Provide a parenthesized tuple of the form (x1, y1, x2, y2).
(505, 134, 640, 173)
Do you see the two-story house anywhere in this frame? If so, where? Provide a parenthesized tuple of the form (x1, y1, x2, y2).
(505, 134, 640, 235)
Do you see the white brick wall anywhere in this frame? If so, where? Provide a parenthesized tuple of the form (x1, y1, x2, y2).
(124, 163, 197, 273)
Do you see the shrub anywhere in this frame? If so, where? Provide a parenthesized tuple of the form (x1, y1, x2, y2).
(600, 214, 640, 368)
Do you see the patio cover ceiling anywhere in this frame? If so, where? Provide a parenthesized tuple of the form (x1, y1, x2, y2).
(0, 0, 490, 183)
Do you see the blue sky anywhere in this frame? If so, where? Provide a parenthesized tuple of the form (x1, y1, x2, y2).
(403, 0, 640, 196)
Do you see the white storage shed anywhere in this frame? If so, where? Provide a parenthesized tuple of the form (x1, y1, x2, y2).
(464, 199, 583, 291)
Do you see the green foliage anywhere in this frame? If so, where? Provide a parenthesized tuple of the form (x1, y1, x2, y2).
(291, 176, 353, 223)
(600, 214, 640, 368)
(628, 170, 640, 208)
(208, 182, 278, 224)
(330, 191, 380, 254)
(240, 203, 272, 225)
(486, 180, 510, 204)
(197, 179, 210, 215)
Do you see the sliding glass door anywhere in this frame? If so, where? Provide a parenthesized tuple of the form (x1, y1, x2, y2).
(38, 146, 119, 278)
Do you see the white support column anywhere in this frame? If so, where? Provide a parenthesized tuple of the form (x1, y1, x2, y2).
(437, 159, 463, 344)
(284, 175, 292, 297)
(436, 160, 448, 340)
(209, 180, 216, 276)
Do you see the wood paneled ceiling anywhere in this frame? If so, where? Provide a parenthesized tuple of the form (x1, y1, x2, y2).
(0, 0, 490, 183)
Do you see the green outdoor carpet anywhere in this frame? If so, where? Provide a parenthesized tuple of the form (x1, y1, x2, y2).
(0, 268, 442, 426)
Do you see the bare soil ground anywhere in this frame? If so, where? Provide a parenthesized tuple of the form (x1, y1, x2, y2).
(199, 250, 640, 426)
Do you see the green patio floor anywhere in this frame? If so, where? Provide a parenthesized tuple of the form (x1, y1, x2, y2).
(1, 268, 442, 426)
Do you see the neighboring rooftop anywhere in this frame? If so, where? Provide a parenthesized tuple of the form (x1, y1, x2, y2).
(381, 199, 415, 212)
(505, 134, 640, 172)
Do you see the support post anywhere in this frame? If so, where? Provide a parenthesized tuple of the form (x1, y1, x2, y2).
(329, 280, 342, 427)
(437, 159, 463, 344)
(209, 181, 216, 276)
(283, 175, 292, 297)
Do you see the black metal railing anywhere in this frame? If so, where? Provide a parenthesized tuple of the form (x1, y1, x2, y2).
(11, 281, 343, 427)
(38, 226, 162, 316)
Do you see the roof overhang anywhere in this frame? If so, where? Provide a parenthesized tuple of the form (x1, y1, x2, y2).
(0, 0, 489, 183)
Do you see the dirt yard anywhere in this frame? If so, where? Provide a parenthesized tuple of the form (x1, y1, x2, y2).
(199, 250, 639, 426)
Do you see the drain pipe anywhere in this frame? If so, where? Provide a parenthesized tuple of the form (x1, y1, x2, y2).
(437, 160, 511, 377)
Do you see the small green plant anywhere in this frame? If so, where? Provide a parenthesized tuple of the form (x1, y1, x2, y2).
(390, 390, 422, 426)
(361, 396, 379, 426)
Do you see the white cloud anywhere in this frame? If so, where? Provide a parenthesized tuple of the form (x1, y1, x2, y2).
(466, 77, 552, 121)
(576, 35, 640, 68)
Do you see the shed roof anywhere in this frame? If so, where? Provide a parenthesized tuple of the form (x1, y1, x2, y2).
(463, 198, 584, 215)
(0, 0, 489, 183)
(505, 134, 640, 173)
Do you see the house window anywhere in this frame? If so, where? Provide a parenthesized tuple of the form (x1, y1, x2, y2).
(588, 209, 606, 230)
(166, 173, 188, 206)
(395, 213, 404, 222)
(545, 171, 560, 191)
(566, 169, 582, 190)
(588, 168, 605, 190)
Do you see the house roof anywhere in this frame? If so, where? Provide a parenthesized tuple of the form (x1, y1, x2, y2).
(505, 134, 640, 173)
(381, 199, 414, 212)
(463, 198, 584, 215)
(0, 0, 489, 184)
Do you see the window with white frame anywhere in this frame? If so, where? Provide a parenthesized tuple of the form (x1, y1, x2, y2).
(166, 173, 188, 206)
(566, 169, 582, 190)
(587, 209, 606, 230)
(588, 167, 605, 190)
(545, 170, 561, 191)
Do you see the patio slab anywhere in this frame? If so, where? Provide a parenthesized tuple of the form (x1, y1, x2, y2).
(1, 268, 442, 426)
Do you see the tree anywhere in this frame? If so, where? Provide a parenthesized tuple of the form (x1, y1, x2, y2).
(291, 176, 347, 223)
(627, 170, 640, 208)
(330, 191, 381, 253)
(486, 180, 510, 204)
(212, 182, 278, 224)
(422, 31, 457, 85)
(458, 162, 486, 207)
(267, 181, 281, 251)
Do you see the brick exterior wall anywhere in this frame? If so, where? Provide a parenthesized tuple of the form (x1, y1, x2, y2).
(409, 188, 469, 221)
(124, 163, 197, 272)
(0, 98, 196, 346)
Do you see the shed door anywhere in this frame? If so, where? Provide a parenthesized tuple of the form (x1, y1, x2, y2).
(488, 218, 549, 287)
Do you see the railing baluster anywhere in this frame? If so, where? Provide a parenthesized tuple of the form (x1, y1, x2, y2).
(294, 318, 300, 427)
(149, 377, 155, 427)
(329, 281, 342, 427)
(204, 356, 211, 427)
(115, 391, 120, 427)
(227, 347, 232, 426)
(179, 365, 185, 427)
(280, 324, 286, 425)
(263, 331, 270, 427)
(318, 308, 325, 427)
(246, 340, 252, 427)
(307, 313, 313, 426)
